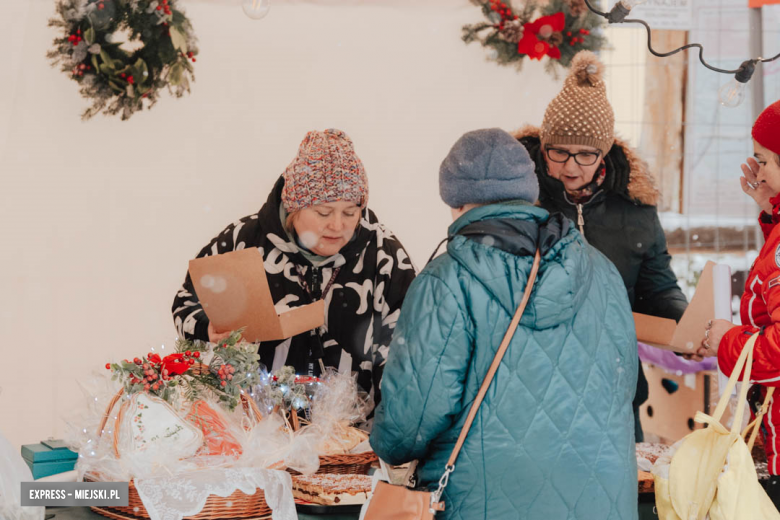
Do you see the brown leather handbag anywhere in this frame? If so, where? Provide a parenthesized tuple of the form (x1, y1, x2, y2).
(364, 249, 542, 519)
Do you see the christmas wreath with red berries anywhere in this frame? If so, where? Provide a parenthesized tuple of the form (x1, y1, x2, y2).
(106, 331, 261, 411)
(47, 0, 198, 120)
(463, 0, 608, 76)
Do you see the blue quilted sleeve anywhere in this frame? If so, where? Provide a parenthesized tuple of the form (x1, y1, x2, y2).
(370, 271, 473, 465)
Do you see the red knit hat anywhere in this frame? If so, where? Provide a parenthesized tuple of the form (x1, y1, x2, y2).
(752, 100, 780, 155)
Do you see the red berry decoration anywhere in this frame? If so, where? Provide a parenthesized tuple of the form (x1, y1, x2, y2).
(193, 351, 200, 358)
(220, 381, 227, 387)
(134, 357, 141, 365)
(227, 374, 233, 380)
(185, 350, 192, 357)
(105, 363, 111, 370)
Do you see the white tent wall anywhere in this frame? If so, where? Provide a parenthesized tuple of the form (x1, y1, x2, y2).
(0, 0, 645, 449)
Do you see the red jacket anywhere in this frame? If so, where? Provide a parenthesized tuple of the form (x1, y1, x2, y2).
(719, 195, 780, 474)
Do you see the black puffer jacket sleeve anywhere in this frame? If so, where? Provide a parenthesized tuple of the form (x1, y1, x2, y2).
(632, 211, 687, 322)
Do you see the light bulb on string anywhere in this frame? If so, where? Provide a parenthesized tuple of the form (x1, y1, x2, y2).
(242, 0, 270, 20)
(718, 79, 747, 108)
(718, 60, 756, 109)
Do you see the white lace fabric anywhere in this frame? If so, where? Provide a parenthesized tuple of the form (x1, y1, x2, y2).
(133, 468, 296, 520)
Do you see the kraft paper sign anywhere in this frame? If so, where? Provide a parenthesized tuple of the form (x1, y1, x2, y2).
(633, 262, 732, 354)
(188, 248, 325, 342)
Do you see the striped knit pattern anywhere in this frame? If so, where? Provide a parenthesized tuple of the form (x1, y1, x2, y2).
(281, 129, 369, 212)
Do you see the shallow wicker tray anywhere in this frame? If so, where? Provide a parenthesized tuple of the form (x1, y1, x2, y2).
(287, 451, 378, 476)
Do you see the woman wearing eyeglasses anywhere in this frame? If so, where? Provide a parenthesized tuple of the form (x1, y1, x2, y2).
(515, 51, 688, 442)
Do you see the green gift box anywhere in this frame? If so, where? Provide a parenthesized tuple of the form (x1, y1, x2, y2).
(21, 440, 78, 479)
(24, 459, 78, 480)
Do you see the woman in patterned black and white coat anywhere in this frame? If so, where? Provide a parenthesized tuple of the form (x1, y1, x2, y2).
(172, 129, 416, 407)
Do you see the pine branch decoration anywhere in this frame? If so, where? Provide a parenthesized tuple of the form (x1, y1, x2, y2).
(462, 0, 609, 76)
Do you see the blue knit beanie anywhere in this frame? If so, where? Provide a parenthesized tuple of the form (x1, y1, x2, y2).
(439, 128, 539, 208)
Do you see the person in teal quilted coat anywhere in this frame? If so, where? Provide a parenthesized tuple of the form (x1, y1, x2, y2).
(370, 128, 638, 520)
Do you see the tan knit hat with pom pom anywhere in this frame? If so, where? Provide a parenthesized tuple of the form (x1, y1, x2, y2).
(540, 51, 615, 156)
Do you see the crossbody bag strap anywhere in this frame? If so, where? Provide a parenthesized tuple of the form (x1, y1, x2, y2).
(429, 248, 541, 507)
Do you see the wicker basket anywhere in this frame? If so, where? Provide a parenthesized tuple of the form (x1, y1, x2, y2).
(287, 451, 379, 476)
(282, 410, 379, 476)
(89, 363, 272, 520)
(87, 477, 273, 520)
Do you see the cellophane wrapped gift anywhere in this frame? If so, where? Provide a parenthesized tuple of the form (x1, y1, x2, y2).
(63, 332, 297, 520)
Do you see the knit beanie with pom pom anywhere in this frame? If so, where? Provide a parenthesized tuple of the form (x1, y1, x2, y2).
(540, 51, 615, 156)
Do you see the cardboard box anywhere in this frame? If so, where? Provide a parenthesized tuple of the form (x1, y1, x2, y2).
(639, 364, 728, 443)
(633, 262, 731, 354)
(189, 248, 325, 342)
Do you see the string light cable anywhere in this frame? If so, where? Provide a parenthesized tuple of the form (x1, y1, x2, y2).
(583, 0, 780, 107)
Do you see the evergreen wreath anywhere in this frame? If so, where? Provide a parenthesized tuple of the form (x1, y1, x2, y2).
(48, 0, 198, 120)
(463, 0, 609, 76)
(106, 331, 261, 412)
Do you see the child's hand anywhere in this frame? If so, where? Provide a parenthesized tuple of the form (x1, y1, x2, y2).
(740, 157, 775, 214)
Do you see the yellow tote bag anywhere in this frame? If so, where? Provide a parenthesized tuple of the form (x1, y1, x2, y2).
(652, 333, 780, 520)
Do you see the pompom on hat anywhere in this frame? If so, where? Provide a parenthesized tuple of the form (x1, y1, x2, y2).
(540, 51, 615, 156)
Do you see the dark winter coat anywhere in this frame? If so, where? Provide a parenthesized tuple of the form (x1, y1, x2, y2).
(172, 176, 417, 403)
(371, 202, 638, 520)
(515, 126, 688, 411)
